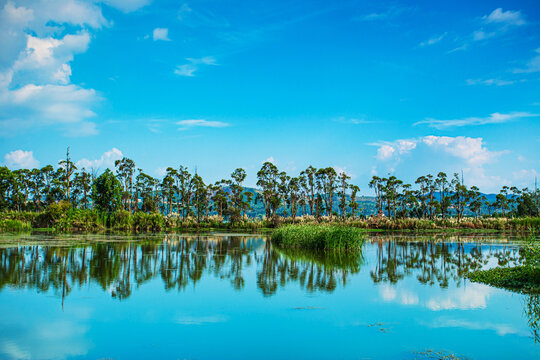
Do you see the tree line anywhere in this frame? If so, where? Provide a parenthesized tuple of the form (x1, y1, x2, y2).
(0, 148, 538, 222)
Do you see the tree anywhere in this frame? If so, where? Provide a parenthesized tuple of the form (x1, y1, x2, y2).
(436, 172, 450, 219)
(74, 169, 92, 209)
(369, 176, 383, 217)
(316, 167, 337, 220)
(338, 172, 350, 219)
(349, 185, 360, 219)
(92, 169, 122, 213)
(299, 166, 317, 215)
(58, 147, 77, 204)
(468, 186, 483, 220)
(256, 162, 280, 221)
(115, 158, 136, 212)
(229, 168, 252, 222)
(287, 177, 300, 223)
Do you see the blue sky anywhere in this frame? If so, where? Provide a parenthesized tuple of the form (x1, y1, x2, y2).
(0, 0, 539, 193)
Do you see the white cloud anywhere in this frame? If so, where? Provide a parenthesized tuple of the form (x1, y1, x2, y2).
(414, 111, 538, 129)
(372, 139, 417, 161)
(376, 144, 396, 161)
(422, 136, 503, 165)
(4, 149, 39, 168)
(513, 48, 540, 74)
(152, 28, 170, 41)
(0, 1, 110, 137)
(429, 317, 524, 337)
(482, 8, 526, 27)
(262, 156, 276, 165)
(76, 148, 123, 170)
(427, 283, 494, 311)
(103, 0, 151, 13)
(356, 6, 405, 22)
(419, 32, 447, 47)
(174, 56, 217, 77)
(472, 30, 496, 41)
(176, 119, 230, 131)
(466, 78, 516, 86)
(0, 83, 100, 136)
(373, 135, 502, 169)
(512, 169, 539, 188)
(333, 116, 372, 125)
(174, 64, 197, 77)
(175, 314, 227, 325)
(379, 286, 418, 306)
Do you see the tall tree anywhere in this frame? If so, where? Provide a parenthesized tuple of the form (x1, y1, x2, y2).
(338, 172, 351, 219)
(349, 184, 360, 219)
(92, 169, 122, 213)
(58, 148, 77, 204)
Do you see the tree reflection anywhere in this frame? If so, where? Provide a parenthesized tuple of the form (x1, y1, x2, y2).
(525, 295, 539, 343)
(369, 234, 522, 289)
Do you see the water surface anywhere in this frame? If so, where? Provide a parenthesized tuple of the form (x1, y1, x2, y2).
(0, 232, 538, 359)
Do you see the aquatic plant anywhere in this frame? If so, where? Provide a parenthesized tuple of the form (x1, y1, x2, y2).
(271, 224, 366, 250)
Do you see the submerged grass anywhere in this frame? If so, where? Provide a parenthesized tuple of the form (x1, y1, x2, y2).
(271, 224, 366, 250)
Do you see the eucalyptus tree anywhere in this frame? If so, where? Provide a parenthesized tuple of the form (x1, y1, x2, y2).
(287, 177, 301, 223)
(58, 148, 77, 204)
(191, 174, 206, 223)
(256, 162, 281, 220)
(135, 170, 158, 213)
(0, 166, 13, 210)
(338, 172, 351, 219)
(509, 186, 521, 217)
(316, 167, 337, 220)
(161, 173, 175, 215)
(92, 169, 122, 213)
(299, 166, 317, 215)
(210, 181, 229, 218)
(425, 174, 437, 219)
(175, 166, 192, 219)
(415, 175, 428, 218)
(494, 185, 511, 217)
(73, 169, 92, 209)
(451, 173, 468, 221)
(229, 168, 252, 222)
(349, 184, 360, 219)
(29, 168, 44, 211)
(468, 186, 483, 219)
(40, 165, 54, 205)
(436, 172, 450, 219)
(278, 171, 290, 217)
(115, 158, 136, 212)
(368, 176, 383, 216)
(12, 169, 30, 211)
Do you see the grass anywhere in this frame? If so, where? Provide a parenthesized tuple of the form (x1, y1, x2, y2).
(0, 219, 31, 232)
(466, 266, 540, 294)
(271, 224, 366, 250)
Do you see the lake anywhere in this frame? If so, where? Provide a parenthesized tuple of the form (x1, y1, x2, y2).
(0, 232, 538, 359)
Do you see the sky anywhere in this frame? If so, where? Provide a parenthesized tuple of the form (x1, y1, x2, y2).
(0, 0, 539, 194)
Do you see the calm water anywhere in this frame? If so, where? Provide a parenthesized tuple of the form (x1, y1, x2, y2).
(0, 232, 538, 360)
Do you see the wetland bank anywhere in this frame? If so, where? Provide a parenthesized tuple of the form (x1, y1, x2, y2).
(0, 231, 538, 359)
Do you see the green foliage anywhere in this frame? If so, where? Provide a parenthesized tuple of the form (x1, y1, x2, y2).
(0, 219, 31, 232)
(466, 266, 540, 294)
(272, 224, 366, 250)
(92, 169, 122, 213)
